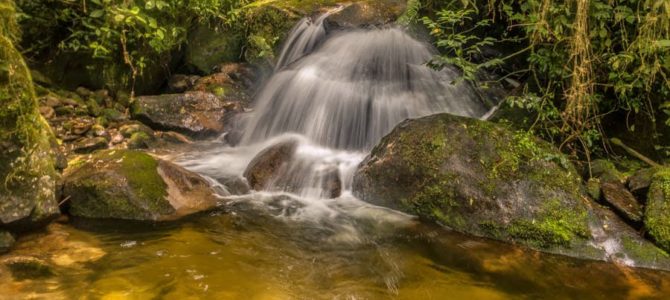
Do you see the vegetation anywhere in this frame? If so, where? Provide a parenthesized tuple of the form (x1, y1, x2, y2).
(16, 0, 249, 92)
(422, 0, 670, 162)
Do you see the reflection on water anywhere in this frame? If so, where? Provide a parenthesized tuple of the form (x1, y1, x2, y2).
(2, 199, 670, 300)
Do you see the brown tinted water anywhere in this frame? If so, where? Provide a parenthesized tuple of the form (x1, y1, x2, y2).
(1, 199, 669, 300)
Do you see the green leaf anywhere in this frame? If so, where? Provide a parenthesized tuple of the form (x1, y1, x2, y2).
(656, 40, 670, 48)
(90, 9, 104, 18)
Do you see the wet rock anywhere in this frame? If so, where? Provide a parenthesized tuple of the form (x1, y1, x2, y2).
(628, 168, 655, 198)
(71, 117, 94, 135)
(0, 230, 15, 254)
(39, 106, 55, 119)
(644, 168, 670, 253)
(54, 105, 75, 116)
(157, 131, 192, 144)
(591, 159, 626, 183)
(86, 99, 102, 116)
(244, 139, 299, 191)
(215, 176, 251, 195)
(586, 178, 601, 200)
(131, 91, 226, 137)
(213, 63, 257, 89)
(119, 122, 155, 138)
(102, 108, 127, 122)
(40, 95, 62, 107)
(90, 124, 109, 139)
(167, 74, 200, 93)
(600, 181, 643, 223)
(75, 86, 92, 98)
(63, 150, 218, 221)
(327, 1, 407, 28)
(3, 256, 54, 280)
(244, 138, 343, 198)
(127, 132, 154, 149)
(72, 137, 108, 154)
(319, 167, 342, 198)
(110, 133, 125, 145)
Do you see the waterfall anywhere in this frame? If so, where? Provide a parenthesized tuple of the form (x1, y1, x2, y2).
(240, 15, 488, 150)
(180, 12, 491, 212)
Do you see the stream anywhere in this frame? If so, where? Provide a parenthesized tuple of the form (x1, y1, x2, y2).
(2, 12, 670, 300)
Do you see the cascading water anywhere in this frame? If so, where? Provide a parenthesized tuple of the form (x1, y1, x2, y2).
(179, 12, 491, 224)
(240, 19, 487, 150)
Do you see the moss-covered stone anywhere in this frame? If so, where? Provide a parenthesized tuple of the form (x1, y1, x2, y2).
(354, 114, 670, 267)
(354, 114, 589, 251)
(0, 1, 59, 231)
(644, 168, 670, 252)
(63, 150, 218, 221)
(127, 132, 153, 149)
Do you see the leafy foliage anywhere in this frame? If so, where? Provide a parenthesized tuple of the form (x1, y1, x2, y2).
(423, 0, 670, 158)
(17, 0, 247, 91)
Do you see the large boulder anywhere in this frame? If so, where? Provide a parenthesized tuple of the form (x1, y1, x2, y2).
(130, 91, 226, 137)
(353, 114, 670, 266)
(63, 150, 218, 221)
(0, 3, 59, 233)
(644, 168, 670, 252)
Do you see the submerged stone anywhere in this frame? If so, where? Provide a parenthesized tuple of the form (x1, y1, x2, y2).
(63, 150, 218, 221)
(3, 256, 54, 280)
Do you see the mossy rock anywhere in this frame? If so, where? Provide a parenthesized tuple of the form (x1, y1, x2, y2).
(0, 2, 59, 231)
(353, 114, 670, 268)
(644, 168, 670, 252)
(62, 150, 218, 221)
(354, 114, 589, 249)
(127, 132, 154, 149)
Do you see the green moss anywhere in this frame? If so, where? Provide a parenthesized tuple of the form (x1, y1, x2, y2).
(645, 167, 670, 252)
(621, 236, 669, 265)
(0, 1, 58, 227)
(127, 131, 152, 149)
(104, 150, 167, 207)
(507, 199, 589, 248)
(67, 150, 173, 220)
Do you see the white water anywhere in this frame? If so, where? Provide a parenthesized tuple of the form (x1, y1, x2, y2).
(179, 13, 490, 232)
